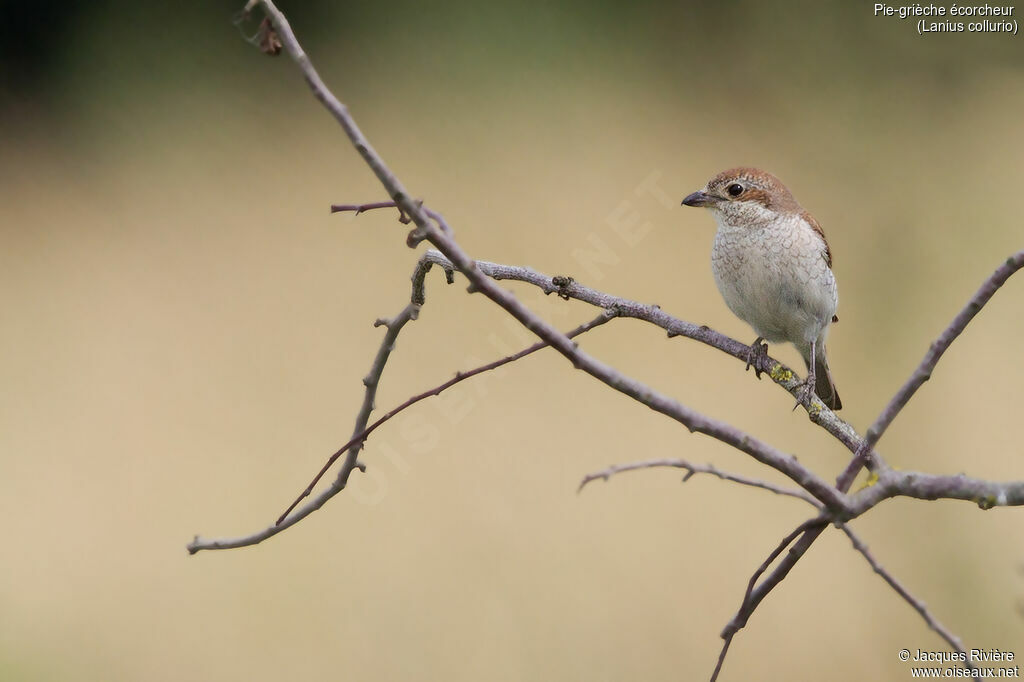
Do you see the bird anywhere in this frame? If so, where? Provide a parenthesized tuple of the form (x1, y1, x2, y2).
(681, 167, 842, 410)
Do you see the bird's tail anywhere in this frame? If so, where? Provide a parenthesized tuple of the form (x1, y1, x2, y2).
(812, 348, 842, 411)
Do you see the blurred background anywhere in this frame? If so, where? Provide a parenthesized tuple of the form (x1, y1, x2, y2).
(2, 1, 1023, 680)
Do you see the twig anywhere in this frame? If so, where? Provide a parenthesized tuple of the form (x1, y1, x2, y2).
(204, 1, 852, 548)
(340, 199, 830, 417)
(710, 517, 828, 682)
(275, 310, 617, 526)
(188, 220, 858, 552)
(199, 5, 1024, 681)
(711, 452, 1024, 623)
(408, 252, 866, 455)
(839, 524, 980, 681)
(421, 244, 853, 511)
(227, 8, 852, 512)
(716, 521, 982, 682)
(850, 468, 1024, 513)
(187, 297, 420, 554)
(840, 526, 972, 653)
(713, 521, 984, 682)
(709, 636, 733, 682)
(737, 518, 827, 625)
(331, 201, 453, 243)
(410, 249, 1024, 514)
(330, 201, 406, 217)
(848, 250, 1024, 474)
(712, 251, 1024, 679)
(414, 251, 1024, 514)
(578, 458, 823, 508)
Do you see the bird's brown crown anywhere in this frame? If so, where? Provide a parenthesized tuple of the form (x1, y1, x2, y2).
(706, 167, 800, 214)
(701, 167, 832, 267)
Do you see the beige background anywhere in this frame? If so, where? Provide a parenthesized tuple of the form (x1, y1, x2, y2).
(1, 2, 1022, 680)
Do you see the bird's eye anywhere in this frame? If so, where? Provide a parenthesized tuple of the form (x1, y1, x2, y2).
(727, 183, 744, 197)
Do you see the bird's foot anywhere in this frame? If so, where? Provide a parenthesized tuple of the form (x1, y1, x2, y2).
(792, 374, 816, 411)
(745, 337, 768, 379)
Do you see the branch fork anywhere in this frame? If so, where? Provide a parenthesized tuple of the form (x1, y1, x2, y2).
(191, 4, 1024, 680)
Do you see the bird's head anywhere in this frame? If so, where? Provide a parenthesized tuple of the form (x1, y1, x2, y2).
(682, 167, 800, 227)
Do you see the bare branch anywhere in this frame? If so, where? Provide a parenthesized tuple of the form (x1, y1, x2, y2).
(711, 517, 828, 682)
(247, 1, 433, 249)
(709, 635, 733, 682)
(719, 523, 826, 636)
(850, 467, 1024, 513)
(339, 204, 873, 471)
(190, 256, 613, 552)
(209, 1, 853, 550)
(410, 251, 868, 453)
(275, 310, 617, 526)
(578, 458, 823, 508)
(712, 467, 1018, 678)
(717, 520, 987, 682)
(839, 524, 980, 681)
(711, 251, 1024, 676)
(208, 5, 1024, 682)
(850, 250, 1024, 473)
(330, 201, 406, 218)
(422, 244, 853, 511)
(187, 298, 420, 554)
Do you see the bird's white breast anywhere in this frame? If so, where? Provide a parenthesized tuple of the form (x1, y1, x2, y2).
(710, 210, 837, 347)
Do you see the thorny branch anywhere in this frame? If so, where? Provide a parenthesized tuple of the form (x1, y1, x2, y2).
(711, 516, 828, 682)
(852, 250, 1024, 472)
(273, 311, 616, 527)
(839, 525, 977, 671)
(187, 293, 419, 554)
(577, 457, 823, 508)
(711, 248, 1024, 682)
(333, 202, 866, 456)
(194, 2, 1024, 679)
(189, 243, 857, 552)
(188, 263, 613, 553)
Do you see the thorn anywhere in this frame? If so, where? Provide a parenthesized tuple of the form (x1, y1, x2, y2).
(406, 228, 426, 247)
(255, 17, 282, 56)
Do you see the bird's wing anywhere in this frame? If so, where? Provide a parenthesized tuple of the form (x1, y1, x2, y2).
(800, 210, 832, 268)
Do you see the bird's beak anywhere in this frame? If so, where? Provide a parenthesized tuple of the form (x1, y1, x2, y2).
(681, 190, 715, 207)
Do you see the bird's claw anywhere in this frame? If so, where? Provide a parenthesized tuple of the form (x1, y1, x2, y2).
(745, 337, 768, 379)
(792, 375, 816, 411)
